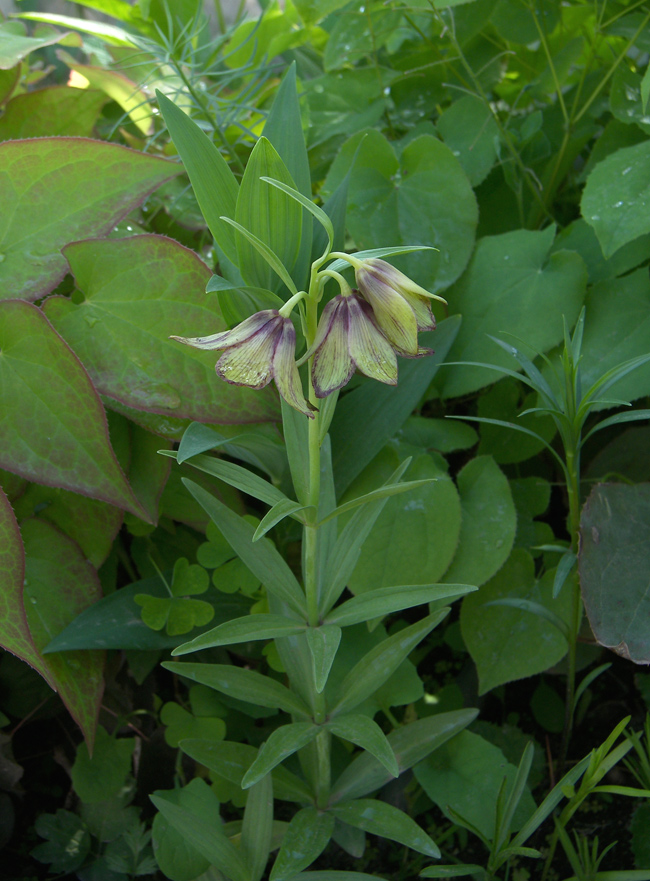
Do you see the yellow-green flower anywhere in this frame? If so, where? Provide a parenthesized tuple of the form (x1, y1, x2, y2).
(355, 258, 444, 356)
(171, 310, 313, 418)
(304, 292, 398, 397)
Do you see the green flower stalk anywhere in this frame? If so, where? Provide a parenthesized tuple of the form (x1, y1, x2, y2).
(171, 308, 313, 418)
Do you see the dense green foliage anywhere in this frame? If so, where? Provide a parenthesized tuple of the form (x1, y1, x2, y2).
(2, 0, 650, 878)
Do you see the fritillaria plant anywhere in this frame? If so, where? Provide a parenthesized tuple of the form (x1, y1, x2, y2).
(149, 77, 477, 881)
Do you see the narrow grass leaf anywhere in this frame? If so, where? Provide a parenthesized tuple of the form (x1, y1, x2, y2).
(254, 499, 312, 541)
(325, 584, 476, 628)
(171, 615, 307, 655)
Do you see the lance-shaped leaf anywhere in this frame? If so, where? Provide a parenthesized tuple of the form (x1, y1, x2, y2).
(242, 722, 319, 789)
(17, 519, 104, 748)
(180, 739, 312, 804)
(0, 300, 148, 520)
(270, 807, 334, 881)
(182, 478, 307, 618)
(254, 499, 312, 541)
(330, 611, 448, 716)
(235, 137, 302, 292)
(150, 791, 249, 881)
(164, 661, 311, 717)
(0, 137, 179, 300)
(43, 236, 279, 424)
(325, 584, 476, 628)
(172, 614, 307, 655)
(318, 478, 436, 525)
(330, 799, 439, 858)
(331, 709, 478, 804)
(241, 774, 273, 881)
(306, 624, 341, 693)
(156, 89, 239, 264)
(325, 715, 398, 778)
(165, 452, 288, 507)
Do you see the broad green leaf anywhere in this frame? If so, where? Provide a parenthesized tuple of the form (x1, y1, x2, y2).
(242, 722, 318, 788)
(552, 218, 650, 286)
(582, 140, 650, 258)
(610, 65, 650, 135)
(330, 709, 477, 804)
(58, 51, 153, 134)
(442, 456, 516, 587)
(306, 624, 341, 693)
(151, 788, 249, 881)
(305, 69, 386, 153)
(156, 90, 239, 264)
(32, 810, 91, 875)
(293, 0, 351, 24)
(0, 64, 19, 105)
(270, 807, 334, 881)
(43, 236, 279, 424)
(168, 453, 287, 507)
(0, 300, 147, 520)
(324, 4, 403, 72)
(235, 137, 302, 292)
(330, 799, 439, 858)
(262, 177, 332, 253)
(460, 549, 571, 694)
(151, 779, 215, 881)
(71, 725, 134, 804)
(420, 868, 485, 878)
(254, 499, 311, 541)
(0, 138, 179, 300)
(290, 874, 386, 880)
(476, 379, 558, 464)
(43, 574, 250, 652)
(263, 63, 313, 290)
(346, 452, 461, 599)
(325, 715, 398, 778)
(330, 611, 448, 716)
(20, 519, 104, 748)
(580, 483, 650, 662)
(172, 614, 307, 655)
(0, 86, 106, 139)
(182, 479, 307, 617)
(396, 416, 478, 454)
(0, 486, 34, 668)
(440, 227, 587, 398)
(437, 95, 500, 187)
(325, 583, 476, 628)
(179, 740, 312, 804)
(160, 698, 225, 749)
(241, 774, 273, 881)
(571, 268, 650, 406)
(127, 421, 172, 525)
(163, 661, 311, 718)
(0, 20, 71, 68)
(320, 459, 413, 614)
(330, 318, 460, 493)
(414, 730, 536, 840)
(325, 131, 477, 293)
(12, 482, 122, 570)
(490, 0, 558, 42)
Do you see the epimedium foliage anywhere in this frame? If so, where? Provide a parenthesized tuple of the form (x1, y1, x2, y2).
(1, 0, 650, 879)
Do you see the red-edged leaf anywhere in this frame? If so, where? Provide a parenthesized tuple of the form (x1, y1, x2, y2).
(0, 300, 149, 520)
(0, 137, 180, 300)
(0, 485, 33, 664)
(43, 235, 280, 423)
(21, 519, 104, 748)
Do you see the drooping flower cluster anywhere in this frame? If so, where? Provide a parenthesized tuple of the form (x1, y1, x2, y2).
(172, 258, 445, 416)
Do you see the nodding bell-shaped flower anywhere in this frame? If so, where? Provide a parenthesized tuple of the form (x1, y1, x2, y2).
(303, 291, 398, 398)
(355, 258, 445, 356)
(171, 310, 314, 418)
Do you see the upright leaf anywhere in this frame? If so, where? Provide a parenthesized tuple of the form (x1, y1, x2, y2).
(306, 624, 341, 693)
(156, 90, 239, 264)
(235, 137, 302, 292)
(242, 722, 319, 788)
(0, 301, 148, 519)
(0, 138, 179, 299)
(241, 774, 273, 881)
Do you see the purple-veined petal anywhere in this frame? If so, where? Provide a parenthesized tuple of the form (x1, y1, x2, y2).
(358, 276, 419, 355)
(403, 291, 437, 331)
(170, 310, 279, 351)
(271, 319, 314, 418)
(312, 298, 355, 398)
(347, 296, 398, 385)
(215, 317, 282, 388)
